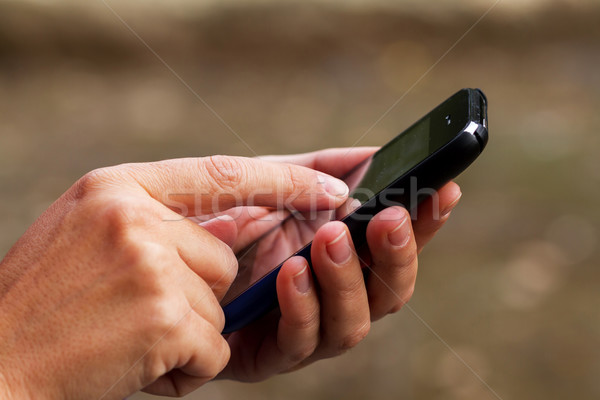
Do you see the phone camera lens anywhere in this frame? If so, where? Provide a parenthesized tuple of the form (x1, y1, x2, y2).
(445, 115, 451, 125)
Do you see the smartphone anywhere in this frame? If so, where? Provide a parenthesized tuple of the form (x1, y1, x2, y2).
(221, 88, 488, 333)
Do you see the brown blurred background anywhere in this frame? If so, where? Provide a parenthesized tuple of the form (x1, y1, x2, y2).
(1, 0, 599, 399)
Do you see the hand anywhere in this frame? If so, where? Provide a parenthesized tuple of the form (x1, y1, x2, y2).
(0, 156, 349, 399)
(203, 148, 462, 382)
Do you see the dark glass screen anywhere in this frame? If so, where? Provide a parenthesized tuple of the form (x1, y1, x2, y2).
(223, 90, 470, 303)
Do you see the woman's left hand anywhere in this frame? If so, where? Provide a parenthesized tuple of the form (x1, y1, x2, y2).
(198, 147, 462, 382)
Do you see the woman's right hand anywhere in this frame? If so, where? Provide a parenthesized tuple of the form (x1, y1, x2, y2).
(0, 156, 348, 399)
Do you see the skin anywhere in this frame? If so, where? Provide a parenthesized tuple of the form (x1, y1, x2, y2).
(0, 148, 461, 399)
(201, 148, 461, 381)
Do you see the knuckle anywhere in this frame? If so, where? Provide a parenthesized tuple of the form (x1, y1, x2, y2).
(339, 322, 371, 352)
(194, 284, 227, 332)
(202, 155, 246, 191)
(71, 167, 124, 199)
(400, 283, 416, 306)
(118, 239, 149, 267)
(283, 164, 304, 197)
(398, 246, 418, 269)
(216, 336, 231, 371)
(95, 197, 157, 246)
(72, 168, 106, 199)
(367, 294, 387, 321)
(209, 244, 238, 295)
(124, 241, 166, 273)
(222, 247, 239, 284)
(392, 255, 418, 291)
(334, 275, 366, 302)
(285, 307, 320, 332)
(205, 335, 231, 379)
(117, 242, 173, 297)
(378, 250, 417, 290)
(213, 308, 226, 333)
(146, 296, 182, 332)
(389, 303, 404, 314)
(280, 311, 320, 363)
(286, 345, 316, 364)
(288, 328, 318, 360)
(388, 285, 415, 314)
(99, 197, 138, 229)
(143, 353, 169, 383)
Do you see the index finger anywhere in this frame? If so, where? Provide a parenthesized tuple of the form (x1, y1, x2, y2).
(94, 156, 349, 216)
(259, 147, 379, 178)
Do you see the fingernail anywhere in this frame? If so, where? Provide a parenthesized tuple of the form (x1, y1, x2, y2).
(293, 264, 310, 294)
(326, 230, 352, 265)
(388, 214, 411, 247)
(319, 174, 349, 198)
(441, 192, 462, 217)
(348, 198, 362, 212)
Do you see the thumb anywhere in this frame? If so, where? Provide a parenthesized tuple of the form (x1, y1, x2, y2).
(115, 155, 349, 216)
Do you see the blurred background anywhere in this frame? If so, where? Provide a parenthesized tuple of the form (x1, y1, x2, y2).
(1, 0, 599, 399)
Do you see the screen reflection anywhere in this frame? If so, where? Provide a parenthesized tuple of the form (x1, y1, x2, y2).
(223, 115, 434, 304)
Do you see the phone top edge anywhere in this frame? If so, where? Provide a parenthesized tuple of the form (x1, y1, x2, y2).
(461, 120, 487, 152)
(467, 88, 488, 150)
(371, 88, 474, 160)
(222, 88, 489, 333)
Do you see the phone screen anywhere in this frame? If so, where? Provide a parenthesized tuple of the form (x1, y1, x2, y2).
(346, 117, 431, 204)
(223, 91, 469, 304)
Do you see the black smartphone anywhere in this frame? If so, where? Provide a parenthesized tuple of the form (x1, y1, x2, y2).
(222, 88, 488, 333)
